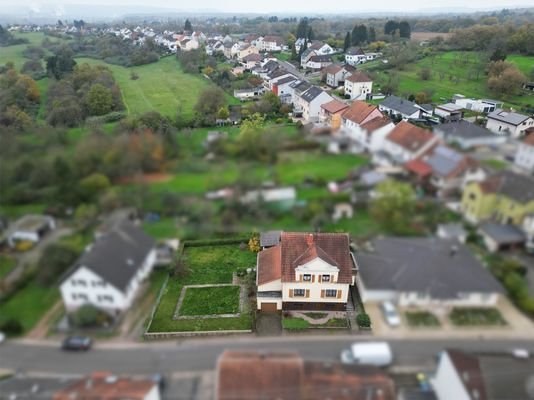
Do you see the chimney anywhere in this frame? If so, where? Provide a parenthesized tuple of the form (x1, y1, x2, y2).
(306, 234, 314, 247)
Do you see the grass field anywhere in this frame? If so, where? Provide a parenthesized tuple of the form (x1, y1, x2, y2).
(179, 286, 240, 316)
(148, 244, 255, 332)
(0, 32, 64, 71)
(372, 51, 534, 109)
(0, 282, 59, 334)
(0, 255, 17, 280)
(75, 56, 230, 123)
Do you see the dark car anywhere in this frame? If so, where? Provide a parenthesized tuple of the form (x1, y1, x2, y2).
(62, 336, 92, 351)
(151, 373, 166, 391)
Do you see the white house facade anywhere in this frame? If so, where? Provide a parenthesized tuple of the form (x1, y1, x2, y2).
(515, 134, 534, 172)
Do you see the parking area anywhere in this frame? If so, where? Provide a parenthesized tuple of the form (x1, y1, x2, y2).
(365, 295, 534, 339)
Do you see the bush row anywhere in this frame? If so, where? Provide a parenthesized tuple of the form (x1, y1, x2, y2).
(183, 237, 249, 248)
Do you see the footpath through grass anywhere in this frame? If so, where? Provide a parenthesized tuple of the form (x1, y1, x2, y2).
(148, 244, 256, 332)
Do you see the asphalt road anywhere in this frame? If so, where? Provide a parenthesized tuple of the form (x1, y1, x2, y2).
(1, 336, 533, 377)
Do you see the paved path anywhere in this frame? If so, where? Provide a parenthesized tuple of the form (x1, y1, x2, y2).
(2, 227, 73, 289)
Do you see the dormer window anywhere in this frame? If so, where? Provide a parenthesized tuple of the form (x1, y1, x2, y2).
(303, 274, 312, 282)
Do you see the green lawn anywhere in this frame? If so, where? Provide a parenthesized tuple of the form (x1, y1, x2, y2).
(0, 282, 59, 334)
(142, 218, 186, 240)
(282, 317, 310, 330)
(0, 204, 47, 218)
(0, 255, 17, 280)
(179, 286, 240, 316)
(482, 159, 509, 171)
(148, 244, 256, 332)
(75, 57, 231, 123)
(373, 51, 534, 108)
(0, 32, 63, 71)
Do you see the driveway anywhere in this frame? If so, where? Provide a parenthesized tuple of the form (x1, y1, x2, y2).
(256, 313, 282, 336)
(2, 226, 73, 289)
(365, 295, 534, 339)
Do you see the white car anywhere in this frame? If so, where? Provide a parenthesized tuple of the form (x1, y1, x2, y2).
(0, 332, 5, 344)
(380, 301, 401, 327)
(340, 342, 393, 367)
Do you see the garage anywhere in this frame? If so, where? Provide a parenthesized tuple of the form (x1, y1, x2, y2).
(260, 302, 278, 313)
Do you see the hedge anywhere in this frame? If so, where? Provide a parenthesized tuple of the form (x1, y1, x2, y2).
(85, 111, 126, 124)
(183, 237, 249, 248)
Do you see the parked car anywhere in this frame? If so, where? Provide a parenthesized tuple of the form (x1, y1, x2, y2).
(380, 301, 401, 327)
(0, 332, 5, 344)
(341, 342, 393, 367)
(62, 336, 92, 351)
(151, 373, 166, 390)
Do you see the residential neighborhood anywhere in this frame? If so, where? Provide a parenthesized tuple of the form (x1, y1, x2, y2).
(1, 3, 534, 400)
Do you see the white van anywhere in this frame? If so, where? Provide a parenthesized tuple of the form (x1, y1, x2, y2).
(340, 342, 393, 367)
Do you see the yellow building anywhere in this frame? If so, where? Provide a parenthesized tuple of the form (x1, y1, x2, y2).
(461, 171, 534, 224)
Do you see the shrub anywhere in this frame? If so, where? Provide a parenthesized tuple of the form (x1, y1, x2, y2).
(85, 111, 126, 125)
(71, 304, 111, 328)
(356, 313, 371, 328)
(0, 318, 23, 336)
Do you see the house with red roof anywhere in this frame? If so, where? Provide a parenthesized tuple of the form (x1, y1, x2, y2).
(378, 121, 440, 166)
(343, 71, 373, 100)
(319, 99, 349, 130)
(256, 232, 356, 312)
(340, 101, 395, 153)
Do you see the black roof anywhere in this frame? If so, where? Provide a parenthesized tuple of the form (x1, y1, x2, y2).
(356, 237, 504, 299)
(309, 55, 332, 63)
(435, 120, 495, 139)
(380, 95, 419, 116)
(66, 220, 155, 293)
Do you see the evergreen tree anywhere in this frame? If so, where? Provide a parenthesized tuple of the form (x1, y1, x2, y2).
(399, 21, 411, 39)
(296, 18, 309, 39)
(308, 27, 315, 41)
(369, 27, 376, 42)
(384, 20, 399, 35)
(351, 25, 359, 46)
(344, 31, 351, 51)
(184, 19, 193, 32)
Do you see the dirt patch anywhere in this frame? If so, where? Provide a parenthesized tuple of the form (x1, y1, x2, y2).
(411, 32, 451, 42)
(117, 173, 172, 185)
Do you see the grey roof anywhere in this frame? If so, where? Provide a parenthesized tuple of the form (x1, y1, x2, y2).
(479, 222, 526, 245)
(360, 171, 387, 186)
(380, 96, 419, 116)
(260, 231, 282, 247)
(300, 86, 325, 103)
(67, 220, 155, 293)
(346, 47, 365, 56)
(290, 80, 312, 93)
(424, 145, 464, 177)
(434, 120, 495, 140)
(492, 170, 534, 204)
(274, 76, 297, 86)
(477, 354, 534, 400)
(301, 48, 315, 59)
(487, 108, 530, 126)
(263, 60, 279, 72)
(267, 69, 290, 80)
(356, 237, 504, 298)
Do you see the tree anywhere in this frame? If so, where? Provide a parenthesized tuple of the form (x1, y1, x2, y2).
(248, 234, 260, 252)
(71, 304, 110, 328)
(217, 107, 229, 120)
(36, 244, 79, 286)
(487, 60, 527, 95)
(193, 86, 227, 126)
(344, 32, 351, 51)
(184, 19, 193, 32)
(418, 67, 432, 81)
(296, 18, 310, 39)
(370, 180, 416, 233)
(74, 203, 98, 230)
(415, 91, 431, 104)
(399, 21, 411, 39)
(85, 84, 113, 116)
(369, 27, 377, 42)
(46, 45, 76, 79)
(384, 20, 399, 35)
(79, 173, 111, 200)
(308, 27, 315, 41)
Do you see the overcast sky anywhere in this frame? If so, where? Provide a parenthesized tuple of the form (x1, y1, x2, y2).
(0, 0, 530, 14)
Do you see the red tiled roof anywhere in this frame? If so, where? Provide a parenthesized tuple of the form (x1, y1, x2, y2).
(216, 351, 396, 400)
(321, 99, 349, 114)
(280, 232, 352, 283)
(53, 372, 156, 400)
(360, 115, 392, 132)
(342, 101, 378, 124)
(217, 351, 304, 400)
(345, 71, 372, 83)
(405, 159, 433, 177)
(324, 64, 343, 75)
(386, 121, 436, 152)
(257, 245, 282, 285)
